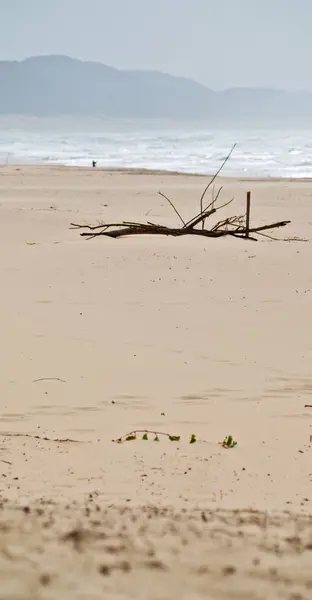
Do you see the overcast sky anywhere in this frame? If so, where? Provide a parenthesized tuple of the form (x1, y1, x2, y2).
(1, 0, 311, 90)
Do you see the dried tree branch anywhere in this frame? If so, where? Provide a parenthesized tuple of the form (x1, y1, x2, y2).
(158, 191, 186, 226)
(74, 219, 290, 240)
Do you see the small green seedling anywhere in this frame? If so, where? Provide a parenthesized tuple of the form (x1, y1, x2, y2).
(221, 435, 237, 449)
(112, 430, 238, 449)
(112, 430, 182, 444)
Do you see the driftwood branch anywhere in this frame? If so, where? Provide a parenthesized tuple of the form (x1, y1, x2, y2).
(71, 219, 290, 240)
(71, 145, 291, 242)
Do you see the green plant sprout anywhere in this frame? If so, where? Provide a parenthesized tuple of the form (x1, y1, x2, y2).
(221, 435, 237, 449)
(112, 430, 195, 444)
(112, 431, 238, 448)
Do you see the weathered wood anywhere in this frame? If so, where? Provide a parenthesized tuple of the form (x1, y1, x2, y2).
(246, 191, 251, 238)
(72, 219, 290, 240)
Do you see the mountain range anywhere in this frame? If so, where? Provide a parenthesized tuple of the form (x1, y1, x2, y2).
(0, 55, 311, 121)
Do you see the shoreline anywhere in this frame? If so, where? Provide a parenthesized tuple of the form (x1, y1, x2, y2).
(2, 162, 312, 183)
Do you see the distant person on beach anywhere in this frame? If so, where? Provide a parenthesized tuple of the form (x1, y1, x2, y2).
(92, 160, 97, 168)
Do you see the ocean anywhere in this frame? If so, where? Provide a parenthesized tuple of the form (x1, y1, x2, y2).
(1, 117, 312, 178)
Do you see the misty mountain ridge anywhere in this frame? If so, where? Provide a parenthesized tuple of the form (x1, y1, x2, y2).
(1, 55, 312, 121)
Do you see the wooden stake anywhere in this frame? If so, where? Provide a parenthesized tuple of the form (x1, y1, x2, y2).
(246, 191, 251, 238)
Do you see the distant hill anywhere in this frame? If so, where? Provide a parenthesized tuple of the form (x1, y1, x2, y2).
(1, 55, 312, 121)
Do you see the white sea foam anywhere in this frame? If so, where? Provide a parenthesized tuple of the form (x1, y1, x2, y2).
(1, 118, 312, 177)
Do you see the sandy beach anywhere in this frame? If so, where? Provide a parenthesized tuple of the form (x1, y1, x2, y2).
(0, 165, 312, 599)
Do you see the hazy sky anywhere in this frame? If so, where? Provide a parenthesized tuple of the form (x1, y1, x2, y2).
(1, 0, 311, 90)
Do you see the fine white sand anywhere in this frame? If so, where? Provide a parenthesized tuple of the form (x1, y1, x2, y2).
(0, 165, 311, 599)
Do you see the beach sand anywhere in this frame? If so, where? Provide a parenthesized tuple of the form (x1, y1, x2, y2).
(0, 165, 311, 598)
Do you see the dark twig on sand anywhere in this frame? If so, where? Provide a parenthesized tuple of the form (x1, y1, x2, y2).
(32, 377, 66, 384)
(157, 191, 186, 226)
(198, 144, 236, 222)
(0, 433, 86, 443)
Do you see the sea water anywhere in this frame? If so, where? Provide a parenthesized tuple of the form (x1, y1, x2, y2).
(1, 117, 312, 178)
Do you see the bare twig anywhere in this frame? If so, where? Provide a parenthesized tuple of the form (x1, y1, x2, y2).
(201, 185, 223, 230)
(189, 144, 236, 231)
(0, 433, 86, 443)
(158, 191, 186, 226)
(32, 377, 66, 384)
(186, 197, 235, 230)
(199, 143, 236, 212)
